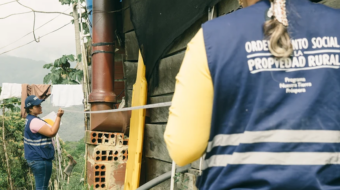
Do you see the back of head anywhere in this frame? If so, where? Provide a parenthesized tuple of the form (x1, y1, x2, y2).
(264, 0, 293, 58)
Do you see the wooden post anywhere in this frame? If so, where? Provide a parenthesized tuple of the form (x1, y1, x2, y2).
(72, 2, 82, 70)
(2, 106, 13, 190)
(76, 2, 90, 188)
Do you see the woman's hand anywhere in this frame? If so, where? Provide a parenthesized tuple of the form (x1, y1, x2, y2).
(57, 108, 64, 117)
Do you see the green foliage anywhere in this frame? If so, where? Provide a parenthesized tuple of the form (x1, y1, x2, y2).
(0, 110, 34, 189)
(43, 54, 83, 85)
(77, 53, 82, 62)
(59, 0, 85, 5)
(62, 138, 86, 190)
(0, 87, 21, 112)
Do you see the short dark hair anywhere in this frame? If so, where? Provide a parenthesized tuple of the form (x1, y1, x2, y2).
(25, 106, 33, 114)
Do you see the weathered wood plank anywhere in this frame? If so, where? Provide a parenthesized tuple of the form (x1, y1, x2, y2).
(125, 31, 139, 61)
(167, 15, 207, 55)
(144, 124, 202, 170)
(146, 158, 172, 190)
(125, 89, 133, 107)
(123, 61, 138, 90)
(144, 124, 171, 162)
(218, 0, 240, 16)
(123, 0, 134, 33)
(320, 0, 340, 8)
(149, 94, 173, 123)
(150, 52, 185, 96)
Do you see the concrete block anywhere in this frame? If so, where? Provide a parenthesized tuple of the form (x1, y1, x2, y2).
(87, 143, 129, 189)
(85, 130, 124, 146)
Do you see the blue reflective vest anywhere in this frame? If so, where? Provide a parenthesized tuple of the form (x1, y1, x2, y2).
(24, 114, 54, 161)
(198, 0, 340, 189)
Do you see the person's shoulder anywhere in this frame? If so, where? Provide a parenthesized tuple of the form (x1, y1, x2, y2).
(30, 118, 45, 126)
(309, 2, 340, 16)
(203, 1, 269, 30)
(306, 3, 340, 28)
(31, 118, 40, 121)
(313, 2, 340, 10)
(30, 118, 46, 133)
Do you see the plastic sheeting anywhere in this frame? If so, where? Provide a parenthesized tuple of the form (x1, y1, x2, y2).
(86, 0, 93, 36)
(130, 0, 221, 87)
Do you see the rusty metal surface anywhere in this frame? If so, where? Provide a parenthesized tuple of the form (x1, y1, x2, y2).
(87, 0, 130, 188)
(90, 109, 131, 132)
(89, 0, 116, 103)
(89, 0, 130, 132)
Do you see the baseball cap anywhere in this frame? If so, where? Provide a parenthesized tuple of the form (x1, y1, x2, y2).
(24, 95, 44, 108)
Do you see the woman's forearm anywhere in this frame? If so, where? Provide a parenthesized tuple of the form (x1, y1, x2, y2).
(51, 116, 61, 136)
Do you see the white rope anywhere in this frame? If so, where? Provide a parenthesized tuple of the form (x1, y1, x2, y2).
(170, 161, 176, 190)
(199, 157, 203, 174)
(63, 101, 172, 114)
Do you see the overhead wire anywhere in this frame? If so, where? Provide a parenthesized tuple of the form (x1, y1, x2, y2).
(15, 0, 40, 42)
(0, 22, 72, 56)
(0, 2, 72, 20)
(0, 7, 71, 50)
(0, 0, 15, 6)
(0, 11, 31, 19)
(0, 10, 72, 20)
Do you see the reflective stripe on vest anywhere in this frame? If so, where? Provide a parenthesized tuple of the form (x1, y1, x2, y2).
(24, 137, 52, 146)
(203, 129, 340, 170)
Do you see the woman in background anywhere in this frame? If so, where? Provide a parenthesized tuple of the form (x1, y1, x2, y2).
(24, 95, 64, 190)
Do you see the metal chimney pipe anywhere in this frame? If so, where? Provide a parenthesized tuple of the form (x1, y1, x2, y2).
(89, 0, 130, 132)
(89, 0, 116, 105)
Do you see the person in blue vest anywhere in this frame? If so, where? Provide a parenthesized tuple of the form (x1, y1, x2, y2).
(24, 95, 64, 190)
(164, 0, 340, 189)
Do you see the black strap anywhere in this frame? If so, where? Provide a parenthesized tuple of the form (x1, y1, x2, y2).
(92, 42, 115, 47)
(92, 50, 115, 56)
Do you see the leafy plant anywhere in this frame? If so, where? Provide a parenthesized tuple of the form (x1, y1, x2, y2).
(59, 0, 85, 5)
(0, 94, 34, 189)
(43, 54, 84, 84)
